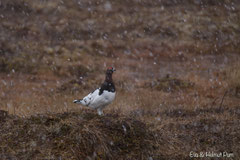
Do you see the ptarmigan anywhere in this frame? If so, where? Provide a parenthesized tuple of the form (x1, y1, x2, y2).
(73, 67, 116, 115)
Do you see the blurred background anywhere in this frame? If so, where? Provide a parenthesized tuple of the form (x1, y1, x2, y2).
(0, 0, 240, 158)
(0, 0, 239, 115)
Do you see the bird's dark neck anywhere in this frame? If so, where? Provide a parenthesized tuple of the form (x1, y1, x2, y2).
(99, 73, 115, 95)
(105, 74, 113, 83)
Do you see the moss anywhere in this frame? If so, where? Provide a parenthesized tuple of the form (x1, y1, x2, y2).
(0, 57, 8, 72)
(146, 76, 194, 92)
(56, 78, 84, 93)
(0, 56, 37, 74)
(0, 110, 8, 122)
(59, 124, 72, 136)
(0, 111, 156, 159)
(67, 64, 90, 77)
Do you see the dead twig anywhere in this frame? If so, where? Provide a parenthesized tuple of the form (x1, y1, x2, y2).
(211, 97, 219, 105)
(219, 90, 228, 108)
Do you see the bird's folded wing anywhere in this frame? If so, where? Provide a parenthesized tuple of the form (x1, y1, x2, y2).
(81, 88, 100, 106)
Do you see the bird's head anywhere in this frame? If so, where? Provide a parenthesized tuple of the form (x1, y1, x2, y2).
(106, 67, 116, 75)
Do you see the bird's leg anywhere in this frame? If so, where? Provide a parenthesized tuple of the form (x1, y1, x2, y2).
(97, 108, 104, 116)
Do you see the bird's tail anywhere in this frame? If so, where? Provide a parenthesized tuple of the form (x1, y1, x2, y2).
(73, 99, 83, 104)
(73, 98, 90, 106)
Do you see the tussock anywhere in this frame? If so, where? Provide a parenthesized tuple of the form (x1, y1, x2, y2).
(0, 110, 156, 159)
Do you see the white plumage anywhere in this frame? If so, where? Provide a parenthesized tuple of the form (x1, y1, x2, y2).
(73, 88, 115, 115)
(73, 67, 116, 115)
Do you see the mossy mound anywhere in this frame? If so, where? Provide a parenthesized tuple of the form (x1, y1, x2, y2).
(0, 110, 156, 159)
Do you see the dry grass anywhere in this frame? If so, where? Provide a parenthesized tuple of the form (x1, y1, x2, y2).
(225, 62, 240, 96)
(0, 0, 240, 159)
(0, 110, 156, 159)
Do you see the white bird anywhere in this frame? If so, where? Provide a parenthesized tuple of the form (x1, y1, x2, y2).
(73, 67, 116, 115)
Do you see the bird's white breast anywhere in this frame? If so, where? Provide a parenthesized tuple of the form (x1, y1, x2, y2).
(101, 90, 116, 102)
(89, 90, 116, 109)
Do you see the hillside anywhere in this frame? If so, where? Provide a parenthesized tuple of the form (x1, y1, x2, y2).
(0, 0, 240, 159)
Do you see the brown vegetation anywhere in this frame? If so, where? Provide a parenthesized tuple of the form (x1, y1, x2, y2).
(225, 62, 240, 96)
(0, 0, 240, 159)
(0, 110, 156, 159)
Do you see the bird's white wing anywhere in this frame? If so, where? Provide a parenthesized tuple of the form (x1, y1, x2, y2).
(74, 88, 100, 106)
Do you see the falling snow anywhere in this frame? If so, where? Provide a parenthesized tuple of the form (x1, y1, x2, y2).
(0, 0, 239, 159)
